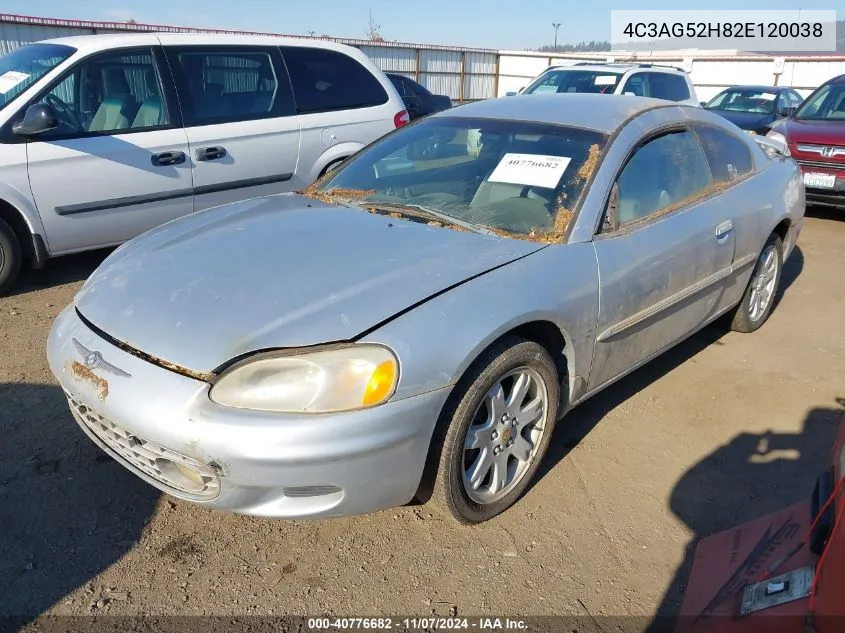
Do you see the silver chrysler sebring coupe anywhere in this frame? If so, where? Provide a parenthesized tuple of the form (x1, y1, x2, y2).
(47, 94, 804, 524)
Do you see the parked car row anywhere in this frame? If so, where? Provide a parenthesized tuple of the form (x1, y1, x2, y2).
(0, 32, 824, 525)
(511, 61, 844, 211)
(0, 34, 461, 295)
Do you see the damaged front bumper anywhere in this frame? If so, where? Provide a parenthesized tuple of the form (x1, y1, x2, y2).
(46, 305, 450, 519)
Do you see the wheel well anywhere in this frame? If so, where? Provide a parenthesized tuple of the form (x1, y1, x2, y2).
(412, 320, 569, 505)
(506, 320, 568, 388)
(319, 156, 348, 177)
(773, 219, 790, 243)
(0, 199, 34, 262)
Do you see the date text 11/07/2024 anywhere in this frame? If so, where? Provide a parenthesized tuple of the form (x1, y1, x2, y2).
(307, 617, 529, 630)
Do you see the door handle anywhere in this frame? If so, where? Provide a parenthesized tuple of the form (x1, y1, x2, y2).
(151, 151, 186, 167)
(195, 146, 227, 161)
(715, 220, 733, 239)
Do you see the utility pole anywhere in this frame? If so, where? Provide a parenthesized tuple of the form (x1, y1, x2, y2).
(552, 22, 561, 51)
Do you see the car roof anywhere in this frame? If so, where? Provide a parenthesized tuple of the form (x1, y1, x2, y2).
(36, 32, 361, 55)
(547, 63, 684, 74)
(719, 85, 790, 92)
(435, 93, 673, 133)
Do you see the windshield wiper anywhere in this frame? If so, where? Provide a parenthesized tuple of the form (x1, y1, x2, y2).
(345, 200, 491, 235)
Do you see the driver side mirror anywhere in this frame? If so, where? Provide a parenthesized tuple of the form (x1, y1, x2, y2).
(603, 182, 620, 233)
(13, 103, 59, 137)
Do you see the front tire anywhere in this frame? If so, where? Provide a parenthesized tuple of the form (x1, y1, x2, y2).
(0, 218, 22, 296)
(729, 233, 783, 333)
(430, 336, 559, 524)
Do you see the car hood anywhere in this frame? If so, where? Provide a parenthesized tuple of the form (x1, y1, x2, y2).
(74, 194, 544, 375)
(781, 118, 845, 145)
(710, 110, 774, 130)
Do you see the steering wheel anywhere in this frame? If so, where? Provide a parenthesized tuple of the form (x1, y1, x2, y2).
(44, 94, 83, 132)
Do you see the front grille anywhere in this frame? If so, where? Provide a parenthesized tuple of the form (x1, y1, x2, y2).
(795, 159, 845, 171)
(67, 394, 221, 500)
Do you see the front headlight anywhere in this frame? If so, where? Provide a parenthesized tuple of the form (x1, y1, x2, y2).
(766, 130, 787, 145)
(209, 345, 399, 413)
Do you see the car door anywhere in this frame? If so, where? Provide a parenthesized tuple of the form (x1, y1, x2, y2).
(588, 127, 736, 391)
(24, 46, 194, 255)
(691, 123, 761, 312)
(164, 45, 300, 213)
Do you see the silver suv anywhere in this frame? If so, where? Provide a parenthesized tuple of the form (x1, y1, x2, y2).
(514, 62, 700, 107)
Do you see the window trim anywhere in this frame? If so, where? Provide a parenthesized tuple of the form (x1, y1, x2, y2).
(279, 45, 389, 115)
(0, 46, 181, 144)
(164, 44, 297, 128)
(595, 124, 716, 238)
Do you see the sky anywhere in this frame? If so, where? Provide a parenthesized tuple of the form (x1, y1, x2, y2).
(2, 1, 841, 50)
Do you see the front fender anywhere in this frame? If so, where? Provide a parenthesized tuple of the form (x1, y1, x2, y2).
(0, 154, 48, 247)
(359, 242, 600, 405)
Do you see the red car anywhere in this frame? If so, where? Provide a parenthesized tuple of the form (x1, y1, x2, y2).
(767, 74, 845, 209)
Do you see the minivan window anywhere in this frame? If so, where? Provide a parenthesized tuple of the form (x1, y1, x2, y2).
(0, 43, 75, 112)
(648, 73, 690, 102)
(523, 70, 623, 95)
(169, 47, 296, 125)
(280, 46, 389, 113)
(34, 48, 170, 137)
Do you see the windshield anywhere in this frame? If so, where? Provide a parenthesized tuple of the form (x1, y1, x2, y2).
(705, 89, 779, 114)
(305, 116, 608, 242)
(794, 82, 845, 121)
(523, 69, 622, 95)
(0, 43, 75, 112)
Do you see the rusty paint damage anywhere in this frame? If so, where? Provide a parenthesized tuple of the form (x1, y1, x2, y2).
(296, 143, 605, 245)
(68, 361, 109, 401)
(105, 338, 215, 383)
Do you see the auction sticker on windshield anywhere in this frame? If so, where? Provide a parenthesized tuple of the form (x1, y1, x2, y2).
(0, 70, 29, 94)
(488, 153, 572, 189)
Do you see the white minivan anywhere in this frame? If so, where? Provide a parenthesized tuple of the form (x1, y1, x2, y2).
(0, 33, 409, 293)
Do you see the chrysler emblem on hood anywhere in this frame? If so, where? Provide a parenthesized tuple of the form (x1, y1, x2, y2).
(72, 339, 131, 378)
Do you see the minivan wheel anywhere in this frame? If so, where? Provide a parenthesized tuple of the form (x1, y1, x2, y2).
(0, 218, 22, 295)
(729, 233, 783, 333)
(430, 336, 559, 524)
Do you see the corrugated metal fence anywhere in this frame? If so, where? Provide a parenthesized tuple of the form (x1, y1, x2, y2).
(3, 13, 845, 104)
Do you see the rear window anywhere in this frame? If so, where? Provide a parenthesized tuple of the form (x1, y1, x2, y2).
(648, 72, 690, 102)
(694, 125, 754, 183)
(523, 69, 623, 95)
(281, 47, 388, 114)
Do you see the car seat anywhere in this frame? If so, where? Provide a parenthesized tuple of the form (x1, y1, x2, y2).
(89, 68, 136, 132)
(131, 69, 166, 128)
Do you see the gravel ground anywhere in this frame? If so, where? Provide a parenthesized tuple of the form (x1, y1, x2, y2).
(1, 208, 843, 629)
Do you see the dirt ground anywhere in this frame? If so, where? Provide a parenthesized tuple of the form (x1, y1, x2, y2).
(1, 208, 843, 629)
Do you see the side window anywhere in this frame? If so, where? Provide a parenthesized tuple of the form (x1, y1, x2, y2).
(36, 48, 169, 137)
(788, 91, 803, 107)
(694, 125, 753, 183)
(648, 73, 691, 102)
(281, 46, 388, 113)
(168, 47, 295, 125)
(613, 129, 713, 226)
(621, 73, 648, 97)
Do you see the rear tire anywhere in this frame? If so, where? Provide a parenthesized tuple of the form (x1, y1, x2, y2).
(429, 336, 559, 524)
(0, 218, 22, 296)
(729, 233, 783, 333)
